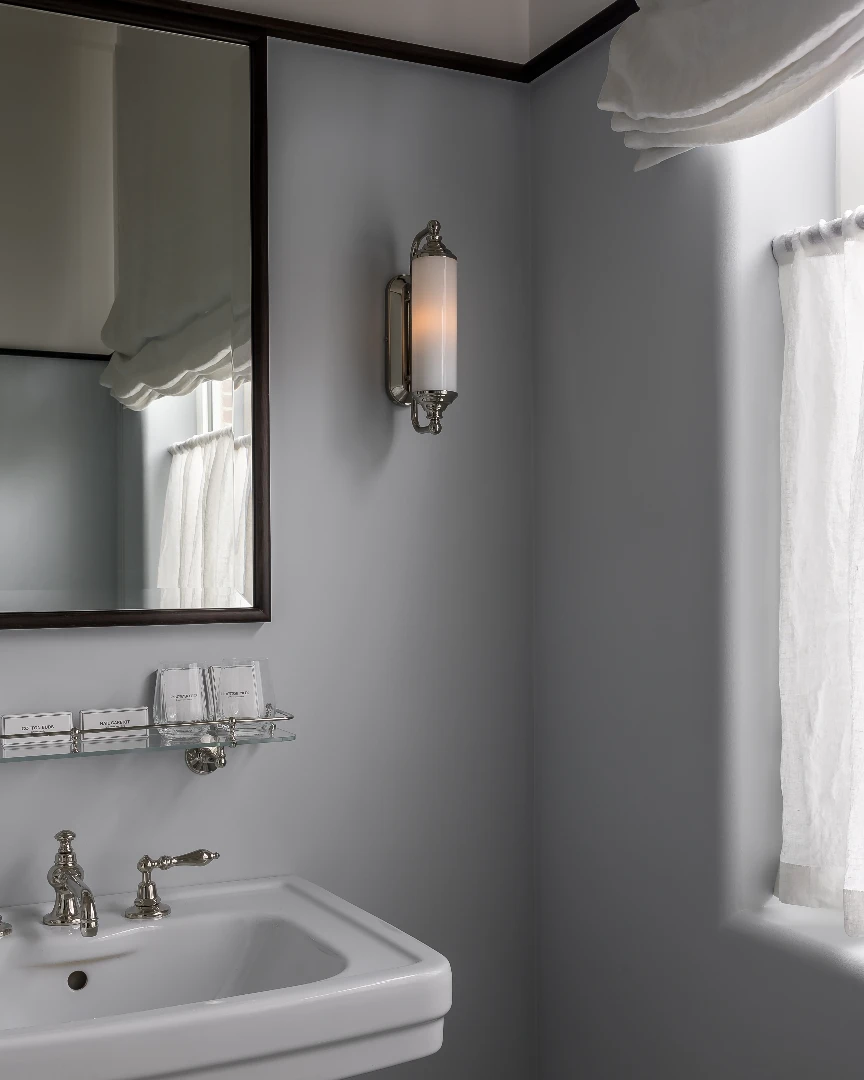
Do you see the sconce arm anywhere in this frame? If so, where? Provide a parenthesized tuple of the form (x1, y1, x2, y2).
(411, 400, 435, 435)
(410, 220, 454, 261)
(410, 221, 436, 260)
(410, 390, 457, 436)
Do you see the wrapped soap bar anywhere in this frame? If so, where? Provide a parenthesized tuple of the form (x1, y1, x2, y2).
(2, 711, 73, 747)
(80, 707, 150, 741)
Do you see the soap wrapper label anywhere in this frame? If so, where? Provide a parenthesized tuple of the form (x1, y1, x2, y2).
(81, 707, 149, 739)
(2, 712, 73, 740)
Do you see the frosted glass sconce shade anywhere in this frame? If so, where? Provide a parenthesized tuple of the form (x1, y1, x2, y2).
(385, 220, 458, 435)
(411, 252, 457, 393)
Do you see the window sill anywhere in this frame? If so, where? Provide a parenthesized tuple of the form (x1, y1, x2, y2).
(730, 896, 864, 977)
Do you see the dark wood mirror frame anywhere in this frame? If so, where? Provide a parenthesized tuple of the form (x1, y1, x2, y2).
(0, 0, 270, 629)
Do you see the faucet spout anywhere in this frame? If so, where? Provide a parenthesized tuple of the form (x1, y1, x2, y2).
(43, 832, 99, 937)
(56, 869, 98, 938)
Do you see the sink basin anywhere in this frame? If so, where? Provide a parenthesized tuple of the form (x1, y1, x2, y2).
(0, 875, 452, 1080)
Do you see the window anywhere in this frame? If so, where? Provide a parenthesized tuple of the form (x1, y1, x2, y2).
(836, 76, 864, 214)
(196, 377, 252, 438)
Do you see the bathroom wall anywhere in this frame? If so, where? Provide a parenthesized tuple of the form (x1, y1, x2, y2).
(532, 38, 864, 1080)
(0, 355, 120, 611)
(0, 41, 533, 1080)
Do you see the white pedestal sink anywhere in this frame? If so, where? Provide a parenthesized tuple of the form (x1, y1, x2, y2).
(0, 876, 452, 1080)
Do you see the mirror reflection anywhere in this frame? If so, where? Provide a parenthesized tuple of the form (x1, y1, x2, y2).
(0, 4, 254, 614)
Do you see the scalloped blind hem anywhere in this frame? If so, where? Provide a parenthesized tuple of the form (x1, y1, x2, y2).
(599, 1, 864, 170)
(100, 302, 251, 411)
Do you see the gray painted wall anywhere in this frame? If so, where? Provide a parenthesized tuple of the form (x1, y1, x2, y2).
(0, 355, 119, 611)
(0, 41, 533, 1080)
(533, 39, 864, 1080)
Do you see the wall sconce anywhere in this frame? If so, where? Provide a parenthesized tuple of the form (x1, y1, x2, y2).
(385, 220, 457, 435)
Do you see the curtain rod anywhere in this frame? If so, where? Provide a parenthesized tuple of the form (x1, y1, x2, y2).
(773, 206, 864, 265)
(169, 426, 234, 455)
(169, 427, 252, 455)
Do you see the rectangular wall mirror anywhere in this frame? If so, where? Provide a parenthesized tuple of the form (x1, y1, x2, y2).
(0, 1, 269, 628)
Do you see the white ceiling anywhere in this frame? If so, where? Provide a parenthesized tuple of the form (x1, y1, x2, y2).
(201, 0, 611, 63)
(530, 0, 611, 57)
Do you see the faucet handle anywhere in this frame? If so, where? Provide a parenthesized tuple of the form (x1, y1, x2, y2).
(124, 848, 220, 920)
(145, 850, 220, 871)
(51, 829, 82, 875)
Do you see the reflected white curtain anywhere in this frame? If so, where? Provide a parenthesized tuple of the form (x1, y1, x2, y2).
(600, 1, 864, 170)
(775, 207, 864, 934)
(156, 427, 253, 609)
(233, 434, 254, 606)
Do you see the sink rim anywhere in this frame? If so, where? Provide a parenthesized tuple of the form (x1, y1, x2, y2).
(0, 875, 452, 1080)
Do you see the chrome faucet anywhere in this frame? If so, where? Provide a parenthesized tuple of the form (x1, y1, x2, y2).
(43, 830, 98, 937)
(124, 848, 219, 920)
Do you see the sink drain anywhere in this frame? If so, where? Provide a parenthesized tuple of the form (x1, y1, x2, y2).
(67, 970, 88, 991)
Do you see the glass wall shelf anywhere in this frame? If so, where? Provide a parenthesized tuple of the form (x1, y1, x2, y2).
(0, 709, 295, 776)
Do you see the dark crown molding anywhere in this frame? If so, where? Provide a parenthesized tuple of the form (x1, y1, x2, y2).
(521, 0, 638, 82)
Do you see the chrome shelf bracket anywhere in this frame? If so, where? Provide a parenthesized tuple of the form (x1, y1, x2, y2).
(184, 745, 227, 776)
(183, 704, 294, 776)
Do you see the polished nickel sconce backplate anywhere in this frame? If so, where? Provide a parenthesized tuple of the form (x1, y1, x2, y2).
(385, 220, 458, 435)
(385, 273, 412, 407)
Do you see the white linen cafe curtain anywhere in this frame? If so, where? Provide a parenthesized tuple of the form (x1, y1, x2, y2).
(233, 434, 254, 607)
(156, 428, 253, 609)
(774, 208, 864, 934)
(599, 1, 864, 170)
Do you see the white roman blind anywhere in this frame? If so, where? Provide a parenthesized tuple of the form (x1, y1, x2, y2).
(600, 1, 864, 170)
(99, 26, 251, 410)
